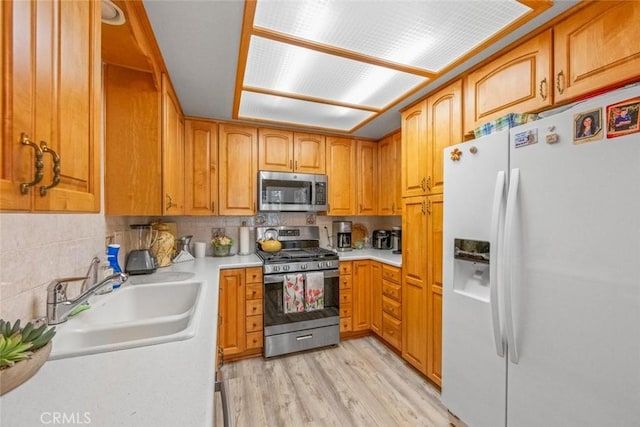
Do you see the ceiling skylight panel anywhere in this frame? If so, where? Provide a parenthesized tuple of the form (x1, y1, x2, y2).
(253, 0, 531, 72)
(239, 91, 375, 131)
(244, 36, 427, 109)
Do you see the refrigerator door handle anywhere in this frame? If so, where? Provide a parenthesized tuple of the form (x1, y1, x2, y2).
(490, 170, 506, 358)
(504, 168, 520, 364)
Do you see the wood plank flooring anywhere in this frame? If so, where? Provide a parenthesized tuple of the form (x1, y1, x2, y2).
(216, 337, 450, 427)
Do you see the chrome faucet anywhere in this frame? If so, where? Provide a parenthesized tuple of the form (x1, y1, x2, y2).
(46, 272, 128, 325)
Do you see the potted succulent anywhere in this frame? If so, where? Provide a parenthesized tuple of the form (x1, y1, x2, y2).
(211, 235, 234, 257)
(0, 319, 56, 395)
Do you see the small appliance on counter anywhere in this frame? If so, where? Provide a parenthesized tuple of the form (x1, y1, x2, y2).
(125, 224, 158, 275)
(332, 221, 352, 252)
(372, 229, 391, 249)
(391, 226, 402, 254)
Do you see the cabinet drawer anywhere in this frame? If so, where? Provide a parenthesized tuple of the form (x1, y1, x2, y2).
(382, 296, 402, 320)
(246, 267, 263, 284)
(382, 313, 401, 350)
(340, 303, 352, 319)
(246, 283, 263, 300)
(339, 261, 352, 275)
(382, 265, 401, 283)
(340, 290, 352, 305)
(246, 299, 263, 316)
(246, 331, 263, 349)
(246, 315, 263, 333)
(340, 317, 353, 333)
(382, 280, 401, 302)
(340, 275, 352, 290)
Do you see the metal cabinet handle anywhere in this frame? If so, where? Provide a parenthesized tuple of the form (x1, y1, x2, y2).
(421, 200, 426, 215)
(426, 175, 432, 190)
(420, 177, 426, 191)
(289, 160, 293, 169)
(19, 133, 44, 194)
(556, 71, 565, 95)
(539, 77, 548, 101)
(39, 142, 60, 196)
(165, 194, 175, 210)
(426, 199, 432, 214)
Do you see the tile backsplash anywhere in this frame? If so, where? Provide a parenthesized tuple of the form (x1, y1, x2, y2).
(0, 214, 106, 322)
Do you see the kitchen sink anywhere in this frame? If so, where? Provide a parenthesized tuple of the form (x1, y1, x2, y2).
(49, 281, 203, 360)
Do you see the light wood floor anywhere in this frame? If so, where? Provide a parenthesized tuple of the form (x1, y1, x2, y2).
(216, 337, 450, 427)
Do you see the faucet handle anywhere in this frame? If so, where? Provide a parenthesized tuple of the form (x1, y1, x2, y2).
(47, 276, 89, 303)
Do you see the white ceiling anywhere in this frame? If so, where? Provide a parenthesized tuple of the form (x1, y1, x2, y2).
(142, 0, 580, 139)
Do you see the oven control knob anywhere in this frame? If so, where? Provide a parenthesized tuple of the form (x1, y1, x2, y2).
(272, 266, 280, 272)
(300, 264, 308, 270)
(283, 265, 290, 271)
(317, 262, 324, 268)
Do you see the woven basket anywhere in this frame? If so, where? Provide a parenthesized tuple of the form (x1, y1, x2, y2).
(0, 341, 52, 396)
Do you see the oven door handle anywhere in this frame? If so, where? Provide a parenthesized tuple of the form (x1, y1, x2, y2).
(263, 270, 339, 284)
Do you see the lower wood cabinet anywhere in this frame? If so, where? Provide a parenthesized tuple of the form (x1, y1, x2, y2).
(339, 261, 353, 333)
(218, 267, 263, 360)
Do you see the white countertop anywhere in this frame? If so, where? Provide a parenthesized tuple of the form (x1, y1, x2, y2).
(0, 250, 399, 426)
(0, 255, 261, 427)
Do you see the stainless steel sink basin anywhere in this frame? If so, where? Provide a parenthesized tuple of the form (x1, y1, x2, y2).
(49, 281, 203, 360)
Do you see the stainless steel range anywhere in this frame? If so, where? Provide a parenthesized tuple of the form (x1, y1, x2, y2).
(256, 226, 340, 358)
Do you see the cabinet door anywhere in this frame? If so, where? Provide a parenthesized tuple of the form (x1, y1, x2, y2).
(294, 132, 325, 174)
(370, 261, 383, 336)
(426, 80, 462, 195)
(219, 269, 245, 356)
(378, 131, 401, 215)
(2, 0, 100, 212)
(326, 136, 356, 215)
(464, 29, 552, 134)
(426, 194, 443, 386)
(219, 124, 257, 215)
(258, 128, 293, 172)
(352, 260, 371, 332)
(104, 65, 162, 215)
(162, 75, 184, 214)
(401, 100, 428, 198)
(402, 196, 428, 374)
(356, 140, 378, 215)
(185, 119, 218, 215)
(554, 1, 640, 102)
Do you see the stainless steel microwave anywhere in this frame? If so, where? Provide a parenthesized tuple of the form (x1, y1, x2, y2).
(258, 171, 328, 212)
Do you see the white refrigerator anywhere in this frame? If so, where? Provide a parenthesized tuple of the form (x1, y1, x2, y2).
(442, 85, 640, 427)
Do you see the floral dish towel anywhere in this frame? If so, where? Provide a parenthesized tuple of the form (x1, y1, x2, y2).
(284, 273, 305, 313)
(304, 272, 325, 311)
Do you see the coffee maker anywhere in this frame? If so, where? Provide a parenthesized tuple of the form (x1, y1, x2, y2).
(125, 224, 158, 275)
(332, 221, 352, 252)
(391, 226, 402, 254)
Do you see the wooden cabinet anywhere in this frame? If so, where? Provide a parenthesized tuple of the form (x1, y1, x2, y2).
(426, 194, 443, 386)
(218, 123, 258, 215)
(339, 261, 354, 333)
(326, 137, 357, 215)
(553, 1, 640, 103)
(244, 267, 264, 351)
(356, 141, 378, 215)
(258, 130, 325, 174)
(1, 0, 100, 212)
(184, 119, 218, 215)
(378, 131, 401, 215)
(402, 196, 428, 374)
(370, 262, 383, 336)
(401, 100, 428, 198)
(218, 269, 246, 356)
(352, 261, 371, 332)
(464, 29, 553, 135)
(161, 74, 184, 214)
(426, 80, 462, 195)
(381, 264, 402, 350)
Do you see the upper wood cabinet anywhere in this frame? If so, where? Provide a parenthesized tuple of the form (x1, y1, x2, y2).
(1, 0, 101, 212)
(356, 140, 378, 215)
(258, 129, 325, 174)
(104, 65, 162, 215)
(553, 1, 640, 103)
(378, 131, 401, 215)
(161, 74, 185, 215)
(426, 80, 462, 195)
(326, 137, 357, 215)
(464, 29, 552, 135)
(218, 124, 258, 215)
(184, 119, 218, 215)
(401, 100, 428, 198)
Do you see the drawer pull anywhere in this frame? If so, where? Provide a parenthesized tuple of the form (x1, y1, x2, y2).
(296, 334, 313, 341)
(19, 133, 44, 194)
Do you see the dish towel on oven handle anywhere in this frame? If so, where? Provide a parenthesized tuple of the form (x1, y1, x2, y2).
(304, 271, 325, 311)
(283, 273, 305, 313)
